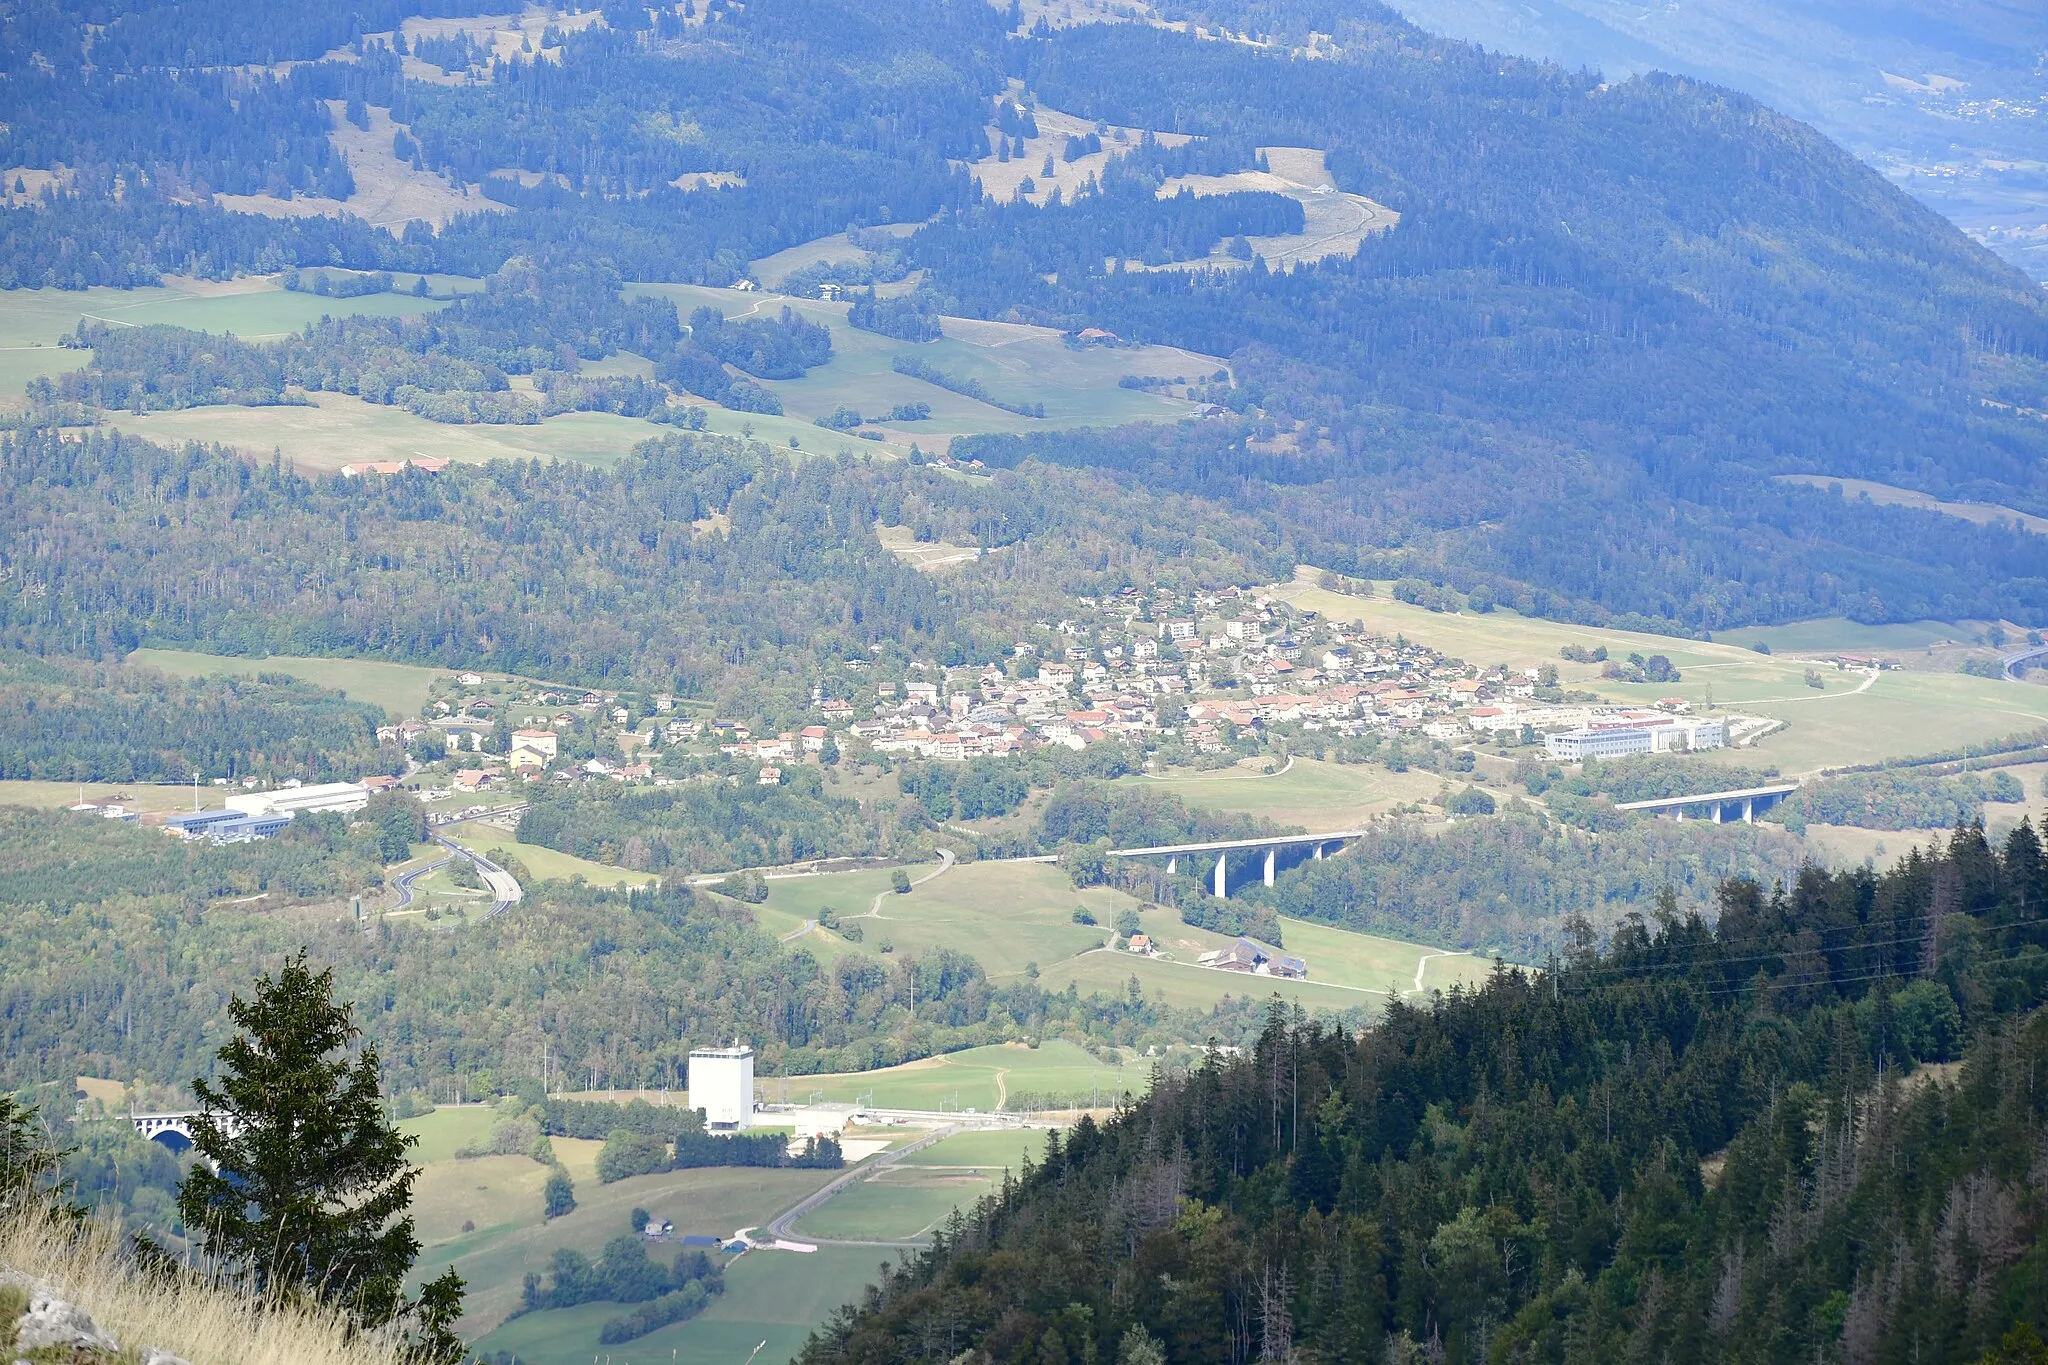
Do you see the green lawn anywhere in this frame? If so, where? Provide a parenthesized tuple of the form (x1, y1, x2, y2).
(473, 1245, 881, 1365)
(794, 1166, 1000, 1240)
(128, 647, 449, 719)
(1117, 757, 1443, 831)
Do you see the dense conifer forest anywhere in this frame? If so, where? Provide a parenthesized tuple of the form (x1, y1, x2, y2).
(800, 823, 2048, 1364)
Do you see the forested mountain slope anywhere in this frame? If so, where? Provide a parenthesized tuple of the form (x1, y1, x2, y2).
(800, 822, 2048, 1365)
(5, 0, 2048, 634)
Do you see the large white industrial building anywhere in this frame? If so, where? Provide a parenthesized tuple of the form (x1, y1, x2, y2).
(688, 1044, 756, 1131)
(226, 782, 370, 818)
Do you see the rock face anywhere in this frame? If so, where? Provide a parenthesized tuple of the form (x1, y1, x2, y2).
(2, 1271, 122, 1358)
(1, 1268, 188, 1364)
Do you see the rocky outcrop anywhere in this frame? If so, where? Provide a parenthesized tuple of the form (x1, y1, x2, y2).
(0, 1269, 189, 1365)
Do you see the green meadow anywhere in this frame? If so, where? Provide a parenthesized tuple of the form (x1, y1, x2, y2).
(1116, 757, 1444, 831)
(778, 1040, 1142, 1113)
(126, 647, 448, 719)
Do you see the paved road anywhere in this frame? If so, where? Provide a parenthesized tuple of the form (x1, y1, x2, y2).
(2005, 645, 2048, 681)
(387, 833, 522, 920)
(757, 1124, 962, 1250)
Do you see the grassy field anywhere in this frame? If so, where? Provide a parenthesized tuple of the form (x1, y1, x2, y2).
(630, 283, 1217, 454)
(443, 827, 658, 890)
(896, 1127, 1053, 1171)
(756, 858, 1138, 979)
(128, 646, 449, 719)
(106, 395, 664, 475)
(795, 1165, 1001, 1240)
(1119, 757, 1443, 830)
(776, 1041, 1145, 1113)
(754, 855, 1493, 1014)
(1269, 569, 2048, 772)
(0, 277, 453, 405)
(0, 780, 211, 815)
(472, 1245, 881, 1365)
(1775, 474, 2048, 536)
(397, 1107, 839, 1335)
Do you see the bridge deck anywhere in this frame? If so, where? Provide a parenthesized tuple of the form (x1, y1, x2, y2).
(1110, 830, 1367, 858)
(1614, 783, 1799, 811)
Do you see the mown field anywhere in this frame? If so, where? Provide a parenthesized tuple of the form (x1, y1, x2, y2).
(1116, 757, 1443, 830)
(777, 1040, 1142, 1113)
(443, 826, 659, 891)
(127, 647, 450, 719)
(395, 1106, 841, 1338)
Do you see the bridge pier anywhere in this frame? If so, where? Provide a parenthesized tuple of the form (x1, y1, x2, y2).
(1711, 803, 1723, 824)
(1313, 843, 1324, 860)
(1166, 855, 1176, 875)
(1263, 847, 1276, 887)
(1741, 796, 1754, 824)
(1214, 855, 1228, 900)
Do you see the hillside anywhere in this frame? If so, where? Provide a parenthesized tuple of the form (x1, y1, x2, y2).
(797, 826, 2048, 1364)
(2, 0, 2047, 634)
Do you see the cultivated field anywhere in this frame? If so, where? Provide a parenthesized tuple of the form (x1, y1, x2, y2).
(1120, 756, 1443, 829)
(127, 647, 449, 719)
(795, 1164, 1001, 1240)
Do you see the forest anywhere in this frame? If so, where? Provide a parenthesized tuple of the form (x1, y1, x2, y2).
(0, 807, 1278, 1102)
(8, 0, 2048, 628)
(0, 425, 1301, 722)
(800, 820, 2048, 1365)
(0, 651, 399, 783)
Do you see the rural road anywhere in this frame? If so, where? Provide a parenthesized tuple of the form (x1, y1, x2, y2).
(756, 1123, 962, 1250)
(859, 847, 956, 920)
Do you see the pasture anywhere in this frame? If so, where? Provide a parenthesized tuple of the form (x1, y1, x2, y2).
(756, 854, 1491, 1013)
(0, 277, 450, 406)
(472, 1245, 880, 1365)
(779, 1041, 1143, 1113)
(1118, 756, 1442, 830)
(126, 647, 447, 719)
(443, 828, 658, 890)
(794, 1165, 1001, 1240)
(396, 1106, 840, 1335)
(0, 780, 211, 815)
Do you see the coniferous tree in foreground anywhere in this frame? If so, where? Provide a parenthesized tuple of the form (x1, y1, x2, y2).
(178, 952, 466, 1362)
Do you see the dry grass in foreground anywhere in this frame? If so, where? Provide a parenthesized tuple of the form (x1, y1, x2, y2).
(0, 1212, 406, 1365)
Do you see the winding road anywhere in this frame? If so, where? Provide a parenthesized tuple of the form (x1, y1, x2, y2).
(389, 804, 526, 920)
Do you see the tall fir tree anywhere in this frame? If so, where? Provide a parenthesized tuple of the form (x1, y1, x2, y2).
(178, 952, 465, 1360)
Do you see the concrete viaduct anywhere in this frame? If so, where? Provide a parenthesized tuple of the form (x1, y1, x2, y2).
(1109, 829, 1367, 899)
(1613, 782, 1800, 824)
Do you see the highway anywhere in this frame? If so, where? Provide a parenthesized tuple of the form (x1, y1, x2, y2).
(2004, 645, 2048, 681)
(389, 802, 526, 920)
